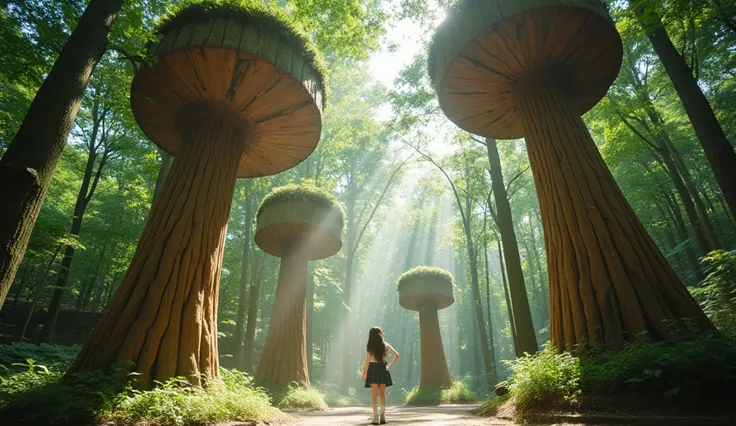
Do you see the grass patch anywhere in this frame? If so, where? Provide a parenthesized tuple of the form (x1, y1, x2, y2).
(496, 332, 736, 414)
(156, 0, 329, 104)
(0, 344, 284, 425)
(397, 266, 454, 291)
(270, 382, 327, 410)
(312, 381, 360, 407)
(257, 183, 345, 229)
(404, 381, 476, 406)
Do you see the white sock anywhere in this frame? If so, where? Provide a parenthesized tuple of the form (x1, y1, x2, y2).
(380, 404, 385, 415)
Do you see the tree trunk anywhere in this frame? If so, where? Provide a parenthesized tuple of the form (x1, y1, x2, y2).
(630, 0, 736, 219)
(10, 260, 31, 308)
(662, 192, 705, 281)
(482, 243, 498, 384)
(254, 247, 309, 388)
(234, 188, 252, 370)
(20, 246, 61, 342)
(465, 239, 494, 388)
(340, 189, 357, 390)
(417, 301, 452, 390)
(0, 0, 124, 311)
(41, 148, 101, 342)
(66, 106, 247, 387)
(306, 270, 315, 376)
(516, 75, 714, 352)
(243, 252, 264, 374)
(497, 240, 517, 353)
(485, 138, 538, 355)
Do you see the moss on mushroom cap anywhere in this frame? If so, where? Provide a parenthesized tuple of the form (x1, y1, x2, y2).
(156, 0, 329, 106)
(397, 266, 454, 291)
(257, 184, 345, 230)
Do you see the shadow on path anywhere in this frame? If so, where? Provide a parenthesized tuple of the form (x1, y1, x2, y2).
(293, 404, 511, 425)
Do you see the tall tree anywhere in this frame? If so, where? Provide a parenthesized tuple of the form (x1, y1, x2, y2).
(629, 0, 736, 218)
(0, 0, 125, 310)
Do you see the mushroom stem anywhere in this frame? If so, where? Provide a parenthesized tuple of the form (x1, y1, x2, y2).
(66, 103, 248, 387)
(417, 301, 452, 390)
(515, 75, 714, 352)
(255, 245, 310, 387)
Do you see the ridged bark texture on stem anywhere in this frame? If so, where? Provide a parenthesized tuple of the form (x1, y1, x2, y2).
(516, 76, 714, 351)
(66, 105, 247, 386)
(254, 247, 309, 387)
(418, 301, 452, 391)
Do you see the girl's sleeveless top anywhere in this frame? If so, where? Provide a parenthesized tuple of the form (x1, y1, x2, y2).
(370, 342, 388, 362)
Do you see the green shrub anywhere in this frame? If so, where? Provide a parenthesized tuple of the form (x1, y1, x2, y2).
(472, 395, 509, 417)
(0, 359, 284, 425)
(270, 382, 327, 410)
(105, 369, 282, 425)
(501, 332, 736, 412)
(691, 249, 736, 336)
(0, 342, 79, 371)
(502, 343, 581, 411)
(404, 381, 476, 405)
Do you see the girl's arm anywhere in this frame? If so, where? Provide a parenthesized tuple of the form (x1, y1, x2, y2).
(361, 350, 370, 381)
(386, 343, 400, 370)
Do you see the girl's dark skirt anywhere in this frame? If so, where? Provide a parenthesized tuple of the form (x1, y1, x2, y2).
(365, 362, 393, 387)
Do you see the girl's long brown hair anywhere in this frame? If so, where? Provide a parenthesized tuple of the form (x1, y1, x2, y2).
(366, 327, 386, 361)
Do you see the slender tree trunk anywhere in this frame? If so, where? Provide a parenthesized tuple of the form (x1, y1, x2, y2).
(67, 106, 247, 387)
(498, 240, 517, 353)
(41, 127, 108, 342)
(234, 189, 252, 370)
(516, 75, 714, 351)
(465, 236, 493, 387)
(485, 138, 538, 355)
(243, 252, 264, 374)
(340, 190, 356, 390)
(20, 245, 61, 342)
(255, 247, 310, 388)
(662, 192, 705, 281)
(630, 0, 736, 219)
(0, 0, 125, 311)
(11, 260, 31, 308)
(78, 243, 108, 311)
(306, 270, 315, 376)
(483, 243, 498, 384)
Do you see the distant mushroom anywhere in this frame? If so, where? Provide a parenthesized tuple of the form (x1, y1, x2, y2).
(67, 1, 327, 387)
(398, 267, 454, 391)
(429, 0, 713, 351)
(254, 185, 344, 388)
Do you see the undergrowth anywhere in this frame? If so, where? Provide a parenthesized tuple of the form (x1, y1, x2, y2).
(493, 331, 736, 413)
(269, 381, 327, 410)
(312, 381, 360, 407)
(0, 344, 284, 425)
(404, 380, 476, 405)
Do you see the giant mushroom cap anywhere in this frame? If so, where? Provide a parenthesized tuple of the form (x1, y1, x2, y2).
(398, 266, 455, 311)
(255, 185, 344, 260)
(428, 0, 622, 139)
(131, 0, 328, 177)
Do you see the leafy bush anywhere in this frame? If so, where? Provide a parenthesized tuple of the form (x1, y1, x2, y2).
(404, 381, 476, 405)
(502, 343, 581, 411)
(691, 249, 736, 336)
(312, 381, 360, 407)
(105, 369, 282, 425)
(270, 381, 327, 410)
(0, 355, 284, 426)
(498, 333, 736, 412)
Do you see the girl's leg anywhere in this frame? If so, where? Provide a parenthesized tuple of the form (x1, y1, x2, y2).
(379, 384, 387, 415)
(371, 384, 379, 417)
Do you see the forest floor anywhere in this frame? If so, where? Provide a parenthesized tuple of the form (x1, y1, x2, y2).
(292, 404, 506, 425)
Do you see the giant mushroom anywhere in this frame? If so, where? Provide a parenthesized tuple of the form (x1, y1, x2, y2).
(67, 0, 327, 387)
(254, 185, 344, 388)
(398, 267, 454, 392)
(429, 0, 713, 351)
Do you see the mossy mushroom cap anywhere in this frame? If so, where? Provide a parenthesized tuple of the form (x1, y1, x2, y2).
(398, 266, 455, 311)
(255, 185, 345, 260)
(428, 0, 623, 139)
(130, 0, 328, 178)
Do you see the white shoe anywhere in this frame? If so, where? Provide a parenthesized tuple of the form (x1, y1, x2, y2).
(372, 415, 379, 425)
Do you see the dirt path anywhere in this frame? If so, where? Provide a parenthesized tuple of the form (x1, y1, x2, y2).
(292, 404, 512, 425)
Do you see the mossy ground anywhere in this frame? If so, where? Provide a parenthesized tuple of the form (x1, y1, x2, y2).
(404, 381, 476, 406)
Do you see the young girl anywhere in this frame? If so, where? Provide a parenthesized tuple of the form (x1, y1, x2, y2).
(361, 327, 399, 425)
